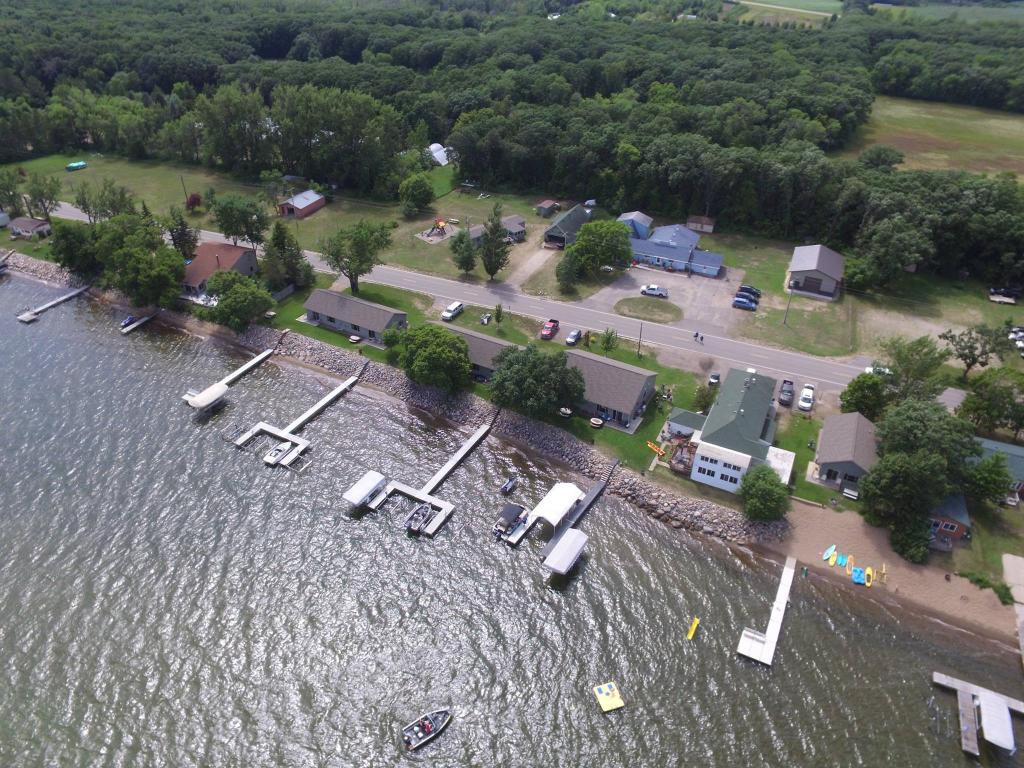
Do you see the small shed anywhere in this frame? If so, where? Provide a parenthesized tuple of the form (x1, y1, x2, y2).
(686, 215, 716, 234)
(501, 214, 527, 242)
(535, 200, 560, 218)
(278, 189, 326, 219)
(787, 244, 844, 301)
(617, 211, 653, 240)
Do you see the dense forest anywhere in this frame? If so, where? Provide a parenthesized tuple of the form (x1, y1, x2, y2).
(1, 0, 1023, 285)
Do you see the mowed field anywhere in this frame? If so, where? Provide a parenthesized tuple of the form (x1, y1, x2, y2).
(873, 1, 1024, 22)
(731, 2, 834, 26)
(841, 95, 1024, 176)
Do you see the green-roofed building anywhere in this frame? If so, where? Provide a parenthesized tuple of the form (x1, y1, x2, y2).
(666, 368, 795, 493)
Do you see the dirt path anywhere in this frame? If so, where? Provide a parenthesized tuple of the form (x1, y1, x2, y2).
(505, 245, 553, 289)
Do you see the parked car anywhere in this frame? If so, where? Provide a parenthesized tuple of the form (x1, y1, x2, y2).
(738, 284, 762, 299)
(735, 289, 760, 303)
(540, 319, 560, 339)
(708, 372, 721, 387)
(640, 284, 668, 298)
(599, 265, 615, 273)
(779, 379, 795, 407)
(732, 297, 758, 311)
(798, 383, 816, 411)
(864, 365, 892, 376)
(565, 329, 582, 346)
(990, 286, 1023, 299)
(441, 301, 464, 321)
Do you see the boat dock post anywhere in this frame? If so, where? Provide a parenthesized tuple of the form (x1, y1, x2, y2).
(933, 671, 1024, 755)
(120, 313, 157, 335)
(736, 556, 797, 666)
(17, 285, 89, 323)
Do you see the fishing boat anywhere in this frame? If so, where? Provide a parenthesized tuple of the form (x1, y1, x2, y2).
(263, 440, 292, 464)
(822, 544, 836, 561)
(404, 503, 434, 535)
(402, 709, 452, 751)
(493, 502, 525, 539)
(500, 476, 518, 495)
(120, 315, 137, 329)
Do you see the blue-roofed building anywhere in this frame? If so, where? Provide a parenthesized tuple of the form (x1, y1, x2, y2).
(619, 211, 723, 277)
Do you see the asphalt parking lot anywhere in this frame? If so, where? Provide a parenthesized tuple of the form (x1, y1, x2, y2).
(585, 264, 752, 335)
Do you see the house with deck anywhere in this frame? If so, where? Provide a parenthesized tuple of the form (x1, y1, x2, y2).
(787, 244, 844, 301)
(811, 412, 878, 495)
(182, 242, 257, 296)
(665, 368, 795, 493)
(445, 326, 512, 380)
(304, 288, 407, 344)
(616, 210, 723, 277)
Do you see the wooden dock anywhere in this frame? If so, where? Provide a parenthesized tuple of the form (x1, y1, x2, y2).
(17, 285, 89, 323)
(933, 671, 1024, 754)
(736, 556, 797, 666)
(1001, 553, 1024, 671)
(120, 314, 156, 335)
(221, 349, 274, 386)
(184, 349, 275, 411)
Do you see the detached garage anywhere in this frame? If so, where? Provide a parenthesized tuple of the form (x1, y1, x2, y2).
(278, 190, 326, 219)
(787, 244, 844, 301)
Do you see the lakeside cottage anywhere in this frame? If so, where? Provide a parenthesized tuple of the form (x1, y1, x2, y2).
(468, 215, 528, 247)
(787, 244, 844, 301)
(811, 412, 878, 495)
(278, 189, 326, 219)
(616, 210, 723, 277)
(445, 326, 657, 429)
(9, 216, 52, 239)
(182, 242, 257, 296)
(665, 368, 795, 493)
(304, 288, 407, 344)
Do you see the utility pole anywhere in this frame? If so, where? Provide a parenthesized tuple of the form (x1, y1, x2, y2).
(783, 280, 796, 325)
(180, 175, 189, 207)
(637, 322, 643, 358)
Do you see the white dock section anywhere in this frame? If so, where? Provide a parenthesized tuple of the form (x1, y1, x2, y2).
(17, 285, 89, 323)
(120, 314, 156, 335)
(421, 423, 492, 495)
(282, 377, 358, 433)
(1000, 553, 1024, 671)
(736, 556, 797, 666)
(220, 349, 274, 386)
(933, 671, 1024, 755)
(184, 349, 274, 411)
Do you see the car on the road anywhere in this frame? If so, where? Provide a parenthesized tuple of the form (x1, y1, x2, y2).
(599, 265, 615, 273)
(732, 296, 758, 311)
(540, 319, 560, 339)
(738, 284, 762, 299)
(779, 379, 795, 407)
(565, 329, 582, 346)
(441, 301, 464, 321)
(640, 284, 668, 298)
(798, 383, 816, 412)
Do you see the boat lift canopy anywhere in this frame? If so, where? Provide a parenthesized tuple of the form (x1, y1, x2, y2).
(527, 482, 584, 529)
(344, 471, 386, 506)
(543, 529, 588, 575)
(184, 382, 229, 411)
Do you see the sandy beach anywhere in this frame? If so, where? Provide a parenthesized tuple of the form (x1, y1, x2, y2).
(761, 500, 1018, 647)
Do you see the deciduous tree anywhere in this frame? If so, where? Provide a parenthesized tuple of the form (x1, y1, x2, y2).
(939, 324, 1011, 380)
(490, 345, 585, 418)
(0, 167, 24, 216)
(565, 220, 631, 276)
(320, 220, 392, 294)
(877, 335, 948, 402)
(449, 229, 476, 275)
(399, 325, 472, 393)
(738, 465, 789, 521)
(398, 172, 435, 215)
(24, 172, 61, 220)
(839, 372, 890, 421)
(202, 271, 274, 332)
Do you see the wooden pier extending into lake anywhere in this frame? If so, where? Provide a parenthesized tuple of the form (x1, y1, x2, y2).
(736, 556, 797, 666)
(933, 671, 1024, 755)
(120, 313, 156, 335)
(17, 285, 89, 323)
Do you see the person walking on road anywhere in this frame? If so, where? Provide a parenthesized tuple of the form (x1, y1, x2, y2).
(693, 330, 699, 342)
(699, 335, 704, 345)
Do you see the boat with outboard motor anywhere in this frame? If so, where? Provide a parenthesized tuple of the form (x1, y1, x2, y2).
(402, 709, 452, 751)
(120, 315, 136, 329)
(404, 503, 434, 534)
(500, 476, 518, 495)
(493, 502, 525, 540)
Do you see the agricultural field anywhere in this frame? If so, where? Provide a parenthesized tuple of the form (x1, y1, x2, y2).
(730, 0, 836, 26)
(873, 1, 1024, 22)
(839, 96, 1024, 176)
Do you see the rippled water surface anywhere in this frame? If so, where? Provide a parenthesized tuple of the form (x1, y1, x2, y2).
(2, 275, 1023, 767)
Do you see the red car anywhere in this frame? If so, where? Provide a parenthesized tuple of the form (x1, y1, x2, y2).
(540, 319, 560, 339)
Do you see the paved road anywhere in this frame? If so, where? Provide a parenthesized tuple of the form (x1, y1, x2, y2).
(52, 203, 866, 390)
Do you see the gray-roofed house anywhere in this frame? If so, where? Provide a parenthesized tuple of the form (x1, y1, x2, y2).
(535, 200, 560, 218)
(565, 349, 657, 430)
(929, 494, 971, 550)
(617, 211, 653, 240)
(445, 325, 514, 380)
(278, 189, 326, 219)
(304, 289, 407, 344)
(685, 215, 716, 234)
(976, 437, 1024, 505)
(813, 412, 878, 492)
(667, 368, 795, 492)
(9, 216, 52, 239)
(502, 214, 527, 242)
(544, 204, 592, 248)
(467, 224, 486, 247)
(787, 244, 844, 301)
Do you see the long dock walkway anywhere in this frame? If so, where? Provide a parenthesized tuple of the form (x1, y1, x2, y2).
(421, 422, 493, 495)
(1001, 553, 1024, 671)
(736, 556, 797, 666)
(933, 671, 1024, 754)
(17, 285, 89, 323)
(221, 349, 274, 386)
(120, 314, 156, 335)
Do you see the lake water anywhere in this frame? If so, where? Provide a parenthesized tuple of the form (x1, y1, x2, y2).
(1, 273, 1022, 767)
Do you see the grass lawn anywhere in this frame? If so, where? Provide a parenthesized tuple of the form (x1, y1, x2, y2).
(745, 0, 841, 11)
(946, 502, 1024, 601)
(773, 411, 861, 509)
(9, 238, 56, 263)
(427, 165, 456, 198)
(447, 306, 542, 346)
(520, 255, 619, 301)
(732, 2, 831, 25)
(740, 300, 857, 357)
(873, 1, 1024, 22)
(614, 296, 683, 324)
(838, 95, 1024, 176)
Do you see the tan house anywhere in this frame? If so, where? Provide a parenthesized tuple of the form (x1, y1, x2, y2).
(787, 244, 844, 301)
(182, 242, 257, 295)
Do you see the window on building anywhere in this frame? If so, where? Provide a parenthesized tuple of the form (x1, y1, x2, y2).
(352, 324, 360, 331)
(309, 312, 319, 320)
(368, 330, 376, 338)
(720, 474, 738, 484)
(723, 462, 742, 472)
(697, 466, 717, 479)
(941, 522, 959, 533)
(327, 316, 335, 323)
(700, 455, 719, 465)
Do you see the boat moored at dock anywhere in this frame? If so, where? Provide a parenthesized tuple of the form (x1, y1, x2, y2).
(404, 503, 434, 534)
(493, 503, 525, 540)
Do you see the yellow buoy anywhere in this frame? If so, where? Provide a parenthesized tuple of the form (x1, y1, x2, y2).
(593, 682, 625, 712)
(865, 567, 874, 588)
(845, 555, 855, 576)
(687, 617, 700, 640)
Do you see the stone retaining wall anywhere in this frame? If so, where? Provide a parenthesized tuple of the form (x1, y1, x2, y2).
(9, 251, 787, 545)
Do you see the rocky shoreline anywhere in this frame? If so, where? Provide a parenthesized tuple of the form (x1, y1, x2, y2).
(8, 253, 787, 545)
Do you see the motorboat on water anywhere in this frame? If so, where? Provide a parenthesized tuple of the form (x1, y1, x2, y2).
(263, 440, 292, 464)
(120, 315, 136, 328)
(493, 503, 526, 540)
(500, 476, 518, 495)
(404, 503, 434, 534)
(402, 709, 452, 751)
